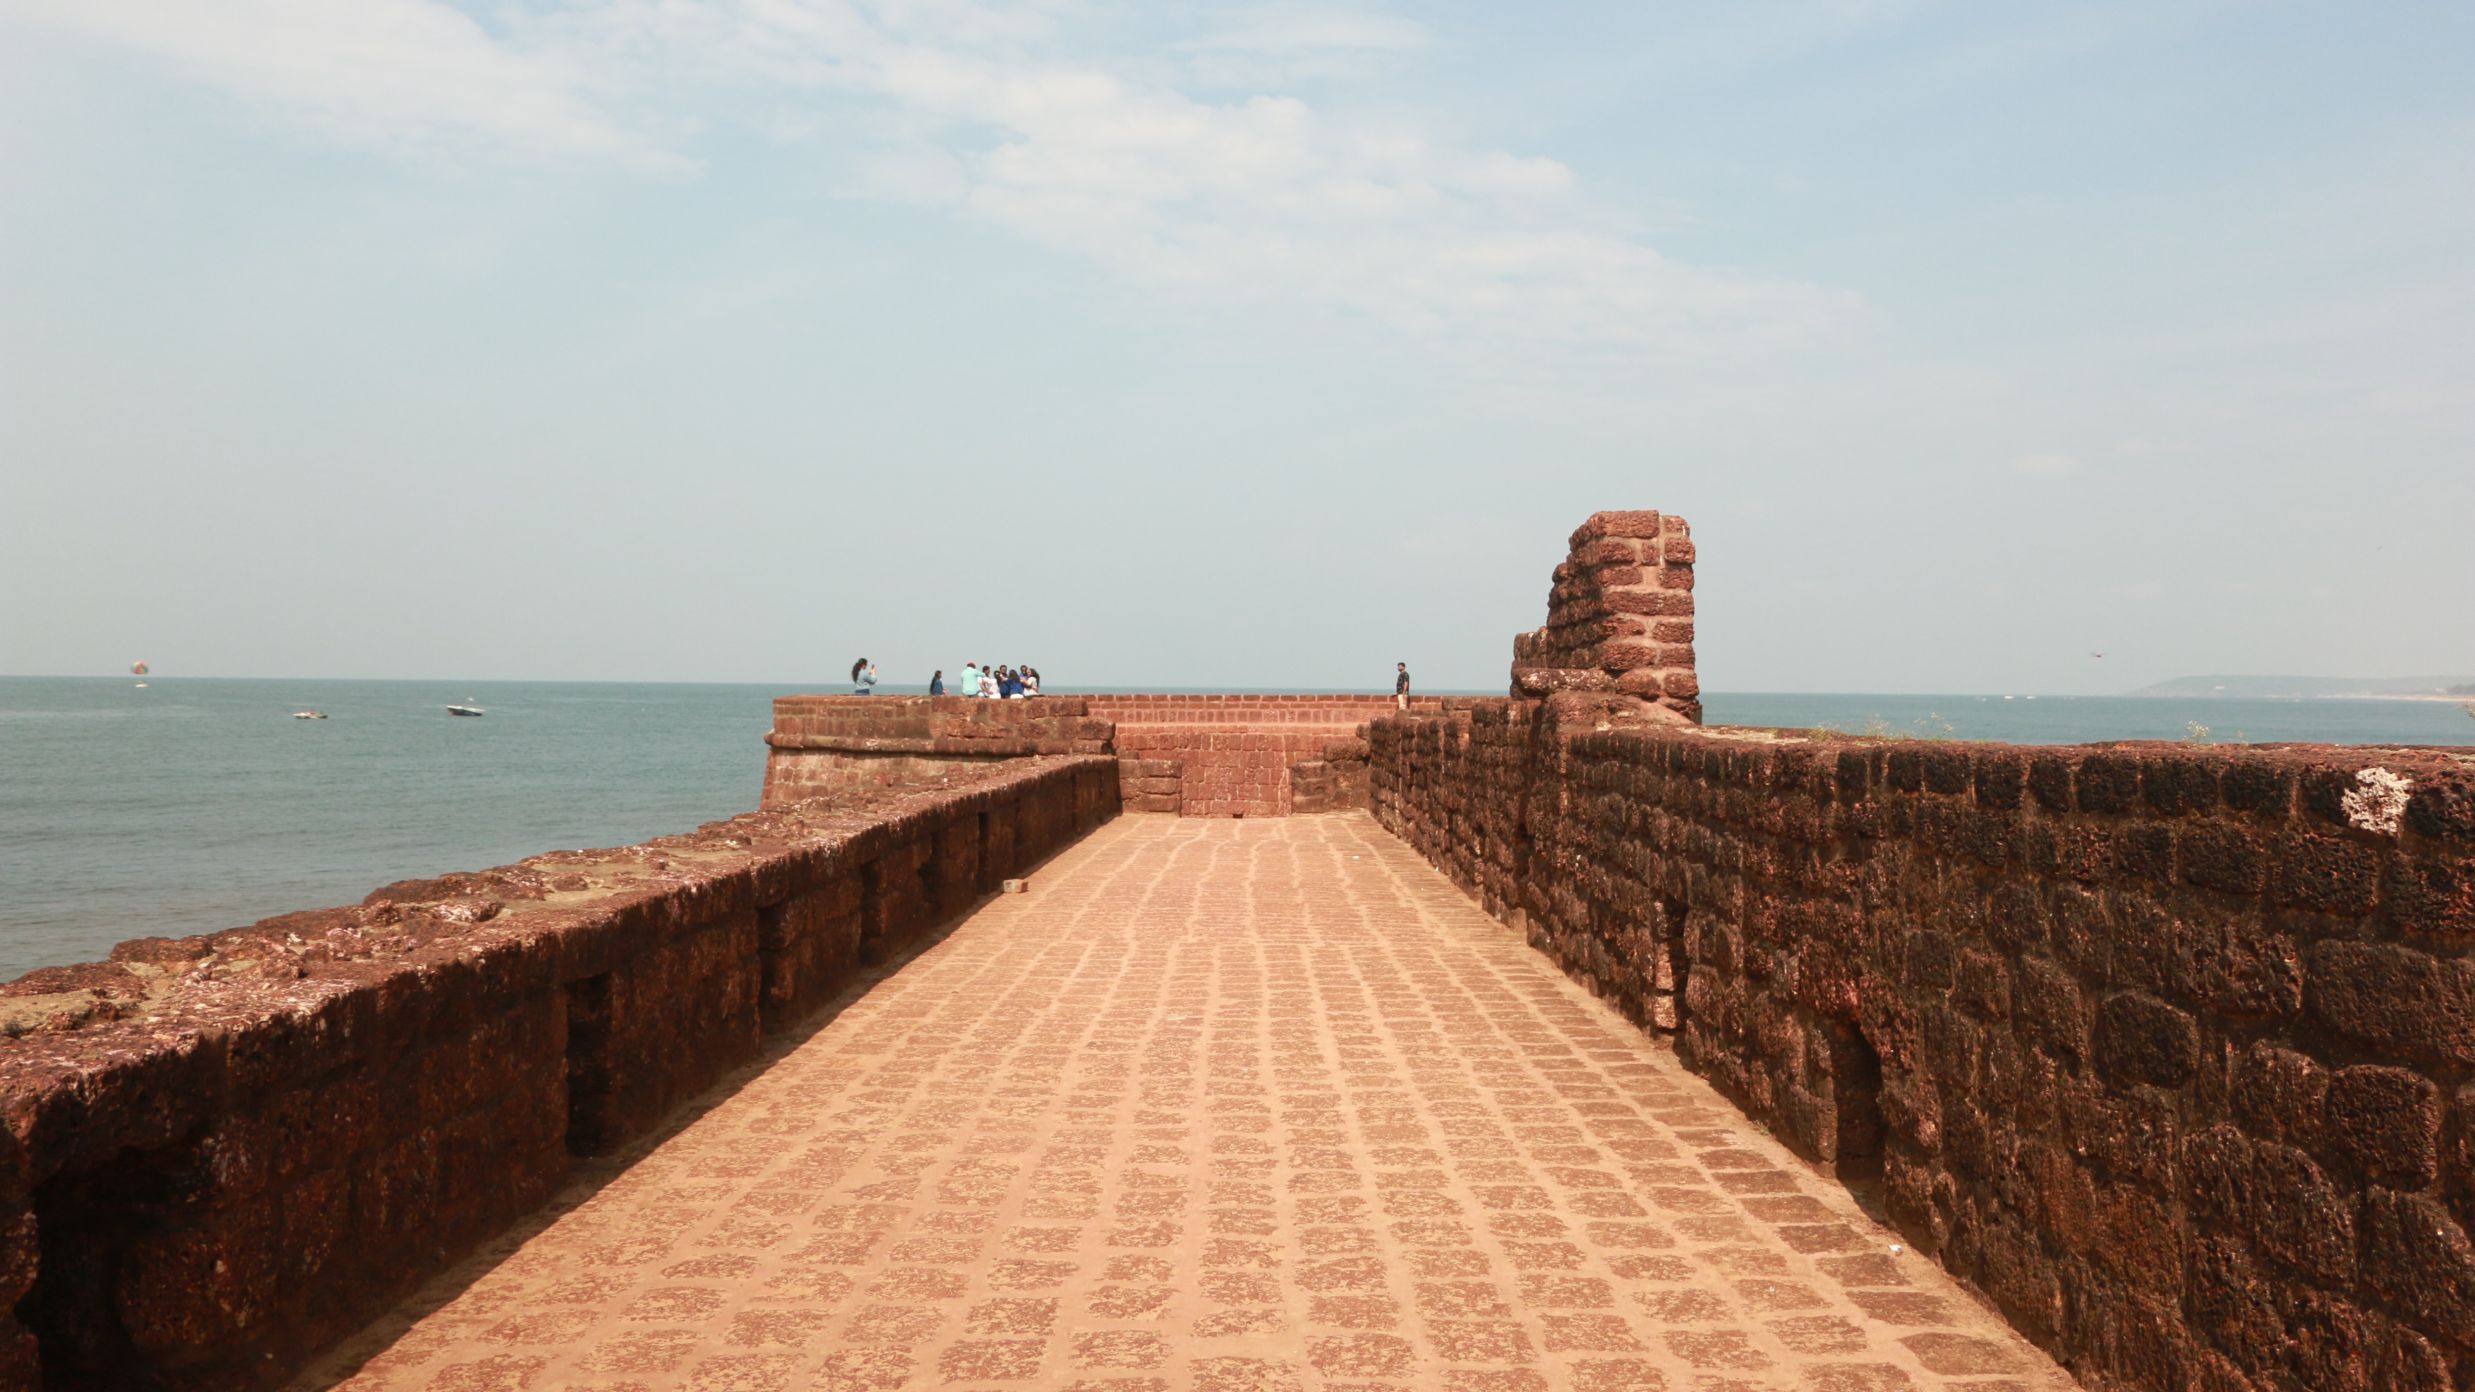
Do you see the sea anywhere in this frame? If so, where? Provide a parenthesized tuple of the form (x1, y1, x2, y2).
(4, 676, 2469, 982)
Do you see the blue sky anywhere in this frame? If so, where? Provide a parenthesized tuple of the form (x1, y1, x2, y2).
(2, 0, 2468, 693)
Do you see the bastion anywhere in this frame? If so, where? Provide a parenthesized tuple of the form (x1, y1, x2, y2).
(0, 510, 2467, 1392)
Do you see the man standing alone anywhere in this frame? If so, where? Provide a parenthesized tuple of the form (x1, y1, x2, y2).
(1395, 662, 1411, 710)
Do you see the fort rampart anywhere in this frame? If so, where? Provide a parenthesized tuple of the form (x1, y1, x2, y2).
(1369, 699, 2475, 1391)
(2, 508, 2470, 1392)
(762, 693, 1429, 819)
(0, 758, 1116, 1391)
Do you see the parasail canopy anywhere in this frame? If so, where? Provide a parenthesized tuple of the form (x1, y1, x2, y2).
(131, 660, 149, 676)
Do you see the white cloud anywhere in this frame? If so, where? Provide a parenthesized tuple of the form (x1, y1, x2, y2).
(3, 0, 1859, 364)
(0, 0, 672, 169)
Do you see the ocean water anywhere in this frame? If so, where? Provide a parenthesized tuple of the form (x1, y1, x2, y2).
(1700, 692, 2475, 748)
(3, 677, 2469, 982)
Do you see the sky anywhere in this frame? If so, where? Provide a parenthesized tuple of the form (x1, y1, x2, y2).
(1, 1, 2468, 695)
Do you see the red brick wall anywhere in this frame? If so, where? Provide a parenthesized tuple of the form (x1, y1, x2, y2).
(1370, 701, 2475, 1392)
(0, 757, 1118, 1391)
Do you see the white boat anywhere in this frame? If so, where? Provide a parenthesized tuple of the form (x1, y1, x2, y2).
(447, 704, 485, 717)
(293, 710, 327, 720)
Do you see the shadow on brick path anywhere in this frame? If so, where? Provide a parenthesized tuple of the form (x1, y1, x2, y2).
(294, 815, 2079, 1392)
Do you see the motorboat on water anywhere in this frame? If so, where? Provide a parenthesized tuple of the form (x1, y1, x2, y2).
(294, 710, 327, 720)
(447, 704, 485, 717)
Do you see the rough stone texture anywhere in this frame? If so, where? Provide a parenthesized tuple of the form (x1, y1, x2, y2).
(1292, 733, 1377, 815)
(1509, 510, 1700, 725)
(1369, 699, 2475, 1392)
(0, 758, 1117, 1392)
(761, 697, 1112, 802)
(1093, 696, 1438, 819)
(768, 695, 1437, 820)
(295, 816, 2071, 1392)
(8, 507, 2470, 1392)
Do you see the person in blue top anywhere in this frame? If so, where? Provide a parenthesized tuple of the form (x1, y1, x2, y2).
(929, 669, 945, 696)
(850, 658, 876, 695)
(959, 663, 980, 697)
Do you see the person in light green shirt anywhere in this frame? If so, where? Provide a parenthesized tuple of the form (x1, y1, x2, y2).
(958, 663, 980, 697)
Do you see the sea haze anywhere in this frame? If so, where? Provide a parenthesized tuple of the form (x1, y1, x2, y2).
(4, 677, 2470, 981)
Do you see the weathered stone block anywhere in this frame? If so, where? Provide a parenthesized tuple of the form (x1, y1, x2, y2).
(2012, 957, 2086, 1066)
(2096, 992, 2201, 1089)
(1567, 510, 1664, 546)
(2382, 855, 2474, 942)
(2179, 824, 2268, 895)
(2405, 773, 2475, 842)
(2183, 1125, 2355, 1278)
(2272, 831, 2383, 914)
(2322, 1065, 2442, 1189)
(2360, 1189, 2475, 1351)
(2303, 940, 2475, 1070)
(2231, 1042, 2327, 1149)
(2077, 754, 2142, 814)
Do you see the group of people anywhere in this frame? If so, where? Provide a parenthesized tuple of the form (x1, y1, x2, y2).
(846, 657, 1042, 698)
(934, 662, 1040, 698)
(848, 658, 1404, 701)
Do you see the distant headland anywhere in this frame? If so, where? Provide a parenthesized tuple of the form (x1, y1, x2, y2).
(2131, 672, 2475, 699)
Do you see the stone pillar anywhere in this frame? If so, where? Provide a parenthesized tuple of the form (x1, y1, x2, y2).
(1510, 510, 1698, 724)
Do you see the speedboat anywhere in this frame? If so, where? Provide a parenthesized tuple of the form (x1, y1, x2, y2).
(447, 704, 485, 717)
(293, 710, 328, 720)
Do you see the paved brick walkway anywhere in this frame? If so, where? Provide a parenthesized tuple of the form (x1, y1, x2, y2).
(303, 815, 2076, 1392)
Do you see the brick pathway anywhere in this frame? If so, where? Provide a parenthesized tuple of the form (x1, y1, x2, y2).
(301, 816, 2076, 1392)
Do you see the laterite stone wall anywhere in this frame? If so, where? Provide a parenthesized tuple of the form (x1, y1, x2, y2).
(1371, 700, 2475, 1392)
(765, 695, 1427, 819)
(1089, 695, 1425, 818)
(0, 758, 1118, 1391)
(1511, 510, 1700, 723)
(761, 696, 1112, 804)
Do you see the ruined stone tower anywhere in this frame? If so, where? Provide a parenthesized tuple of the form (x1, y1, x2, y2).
(1509, 510, 1698, 723)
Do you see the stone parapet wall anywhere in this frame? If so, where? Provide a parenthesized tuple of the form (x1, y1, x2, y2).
(1095, 695, 1428, 818)
(764, 694, 1436, 819)
(1289, 735, 1375, 815)
(1084, 694, 1436, 725)
(1370, 700, 2475, 1392)
(1110, 727, 1341, 818)
(0, 757, 1118, 1392)
(761, 696, 1112, 804)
